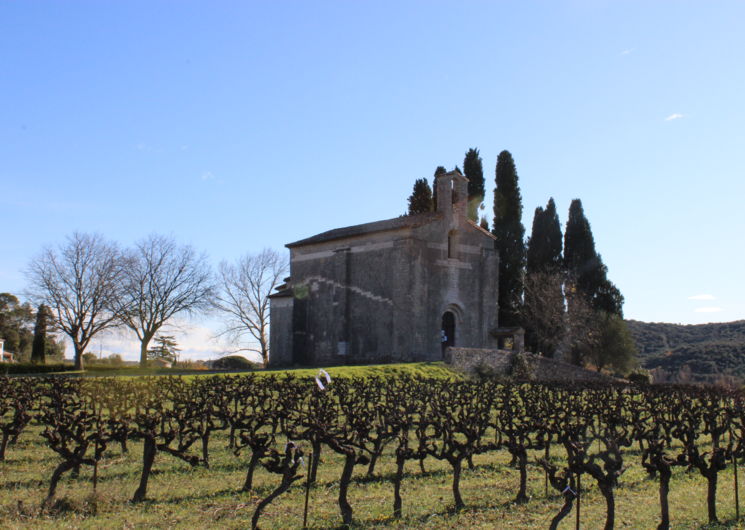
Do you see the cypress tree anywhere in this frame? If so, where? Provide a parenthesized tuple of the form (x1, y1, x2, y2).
(463, 148, 485, 222)
(524, 198, 564, 356)
(564, 199, 623, 316)
(527, 198, 562, 273)
(432, 166, 447, 209)
(31, 304, 49, 364)
(526, 206, 546, 273)
(407, 178, 434, 215)
(492, 150, 526, 326)
(564, 199, 597, 279)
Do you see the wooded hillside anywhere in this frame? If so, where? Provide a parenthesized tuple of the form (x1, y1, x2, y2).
(627, 319, 745, 383)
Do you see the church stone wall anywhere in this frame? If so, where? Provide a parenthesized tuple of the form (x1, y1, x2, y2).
(269, 170, 500, 367)
(268, 297, 293, 366)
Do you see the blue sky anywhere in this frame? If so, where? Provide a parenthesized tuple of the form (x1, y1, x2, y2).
(2, 2, 744, 359)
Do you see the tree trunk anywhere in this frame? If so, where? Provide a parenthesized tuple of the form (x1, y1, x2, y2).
(515, 449, 529, 504)
(393, 454, 405, 518)
(74, 343, 84, 371)
(707, 471, 719, 523)
(0, 431, 9, 461)
(451, 458, 465, 510)
(309, 439, 321, 485)
(600, 482, 615, 530)
(260, 341, 269, 368)
(338, 454, 356, 526)
(242, 451, 261, 492)
(228, 424, 236, 449)
(549, 489, 575, 530)
(201, 433, 210, 467)
(251, 473, 299, 530)
(133, 437, 157, 502)
(367, 439, 383, 476)
(657, 466, 671, 530)
(139, 335, 153, 368)
(44, 460, 75, 507)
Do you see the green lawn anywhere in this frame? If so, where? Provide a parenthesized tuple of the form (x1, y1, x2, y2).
(31, 361, 461, 380)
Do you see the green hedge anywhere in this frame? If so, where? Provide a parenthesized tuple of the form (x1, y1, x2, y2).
(1, 362, 77, 375)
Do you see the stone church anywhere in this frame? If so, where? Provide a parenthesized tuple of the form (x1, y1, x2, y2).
(268, 170, 500, 367)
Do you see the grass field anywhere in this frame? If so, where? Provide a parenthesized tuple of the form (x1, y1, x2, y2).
(2, 365, 745, 528)
(23, 361, 460, 380)
(2, 424, 744, 529)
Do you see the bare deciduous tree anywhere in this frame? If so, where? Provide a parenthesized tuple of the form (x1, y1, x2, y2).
(565, 280, 637, 374)
(25, 232, 124, 370)
(118, 234, 215, 367)
(214, 249, 287, 365)
(520, 270, 566, 357)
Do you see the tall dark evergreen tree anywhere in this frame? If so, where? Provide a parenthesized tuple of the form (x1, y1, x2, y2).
(526, 198, 563, 273)
(31, 304, 49, 364)
(407, 178, 433, 215)
(463, 148, 485, 222)
(527, 206, 545, 272)
(432, 166, 447, 209)
(564, 199, 623, 316)
(492, 150, 526, 326)
(524, 198, 564, 356)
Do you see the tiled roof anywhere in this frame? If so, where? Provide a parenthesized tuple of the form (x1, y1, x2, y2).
(286, 211, 443, 248)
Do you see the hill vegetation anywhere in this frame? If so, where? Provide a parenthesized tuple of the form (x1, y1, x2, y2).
(627, 319, 745, 383)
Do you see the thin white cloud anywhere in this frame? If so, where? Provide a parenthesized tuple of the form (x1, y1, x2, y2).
(665, 113, 684, 121)
(695, 307, 723, 313)
(620, 49, 633, 56)
(688, 294, 715, 300)
(201, 171, 215, 181)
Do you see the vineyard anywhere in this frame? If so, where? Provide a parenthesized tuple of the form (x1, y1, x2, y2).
(1, 373, 745, 529)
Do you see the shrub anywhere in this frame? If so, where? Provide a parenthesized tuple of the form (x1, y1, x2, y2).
(0, 362, 76, 375)
(627, 369, 651, 385)
(509, 352, 536, 381)
(211, 355, 259, 371)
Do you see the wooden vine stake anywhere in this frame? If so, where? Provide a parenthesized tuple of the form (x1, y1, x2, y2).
(733, 429, 740, 520)
(575, 473, 581, 530)
(544, 444, 549, 498)
(93, 437, 99, 492)
(303, 450, 313, 529)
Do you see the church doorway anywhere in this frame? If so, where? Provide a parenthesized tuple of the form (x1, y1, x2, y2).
(441, 311, 455, 356)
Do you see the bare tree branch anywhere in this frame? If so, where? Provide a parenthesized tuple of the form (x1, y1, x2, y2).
(213, 249, 287, 366)
(25, 232, 124, 370)
(520, 270, 566, 357)
(116, 234, 215, 367)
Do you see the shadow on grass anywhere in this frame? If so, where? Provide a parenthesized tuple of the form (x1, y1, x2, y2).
(1, 478, 47, 490)
(696, 516, 745, 529)
(152, 484, 277, 506)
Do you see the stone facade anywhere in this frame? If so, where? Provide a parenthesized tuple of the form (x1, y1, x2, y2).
(269, 170, 500, 367)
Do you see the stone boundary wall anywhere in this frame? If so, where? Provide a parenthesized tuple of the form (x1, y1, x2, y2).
(445, 347, 617, 383)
